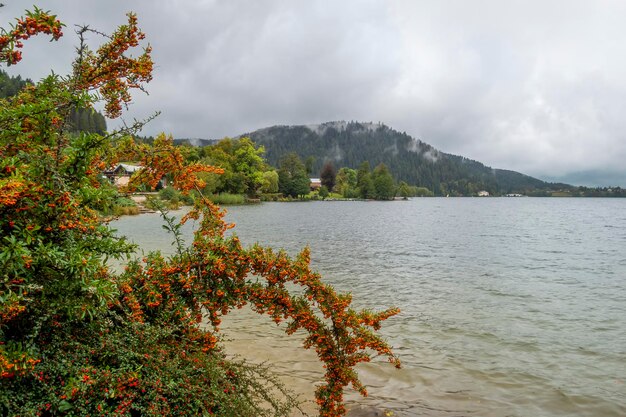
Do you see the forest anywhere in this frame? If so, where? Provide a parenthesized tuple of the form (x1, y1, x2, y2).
(241, 121, 572, 196)
(1, 69, 107, 134)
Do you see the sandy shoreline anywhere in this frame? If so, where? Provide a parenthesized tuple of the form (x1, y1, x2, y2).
(220, 307, 398, 417)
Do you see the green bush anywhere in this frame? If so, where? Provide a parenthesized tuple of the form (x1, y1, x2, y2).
(158, 186, 180, 202)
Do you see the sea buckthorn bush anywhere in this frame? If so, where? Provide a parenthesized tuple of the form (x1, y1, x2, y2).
(0, 7, 399, 417)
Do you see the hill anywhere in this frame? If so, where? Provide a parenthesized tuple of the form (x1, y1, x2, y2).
(238, 121, 568, 196)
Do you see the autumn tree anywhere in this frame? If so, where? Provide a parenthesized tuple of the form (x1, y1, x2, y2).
(0, 8, 399, 417)
(320, 161, 337, 192)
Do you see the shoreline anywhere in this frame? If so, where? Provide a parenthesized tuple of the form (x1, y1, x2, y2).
(219, 306, 399, 417)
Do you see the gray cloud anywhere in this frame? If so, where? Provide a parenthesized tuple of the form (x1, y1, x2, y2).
(2, 0, 625, 185)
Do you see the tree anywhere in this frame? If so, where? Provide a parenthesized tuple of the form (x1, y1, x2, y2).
(305, 155, 316, 175)
(372, 163, 395, 200)
(278, 152, 310, 198)
(318, 185, 329, 199)
(232, 137, 266, 196)
(261, 170, 279, 193)
(0, 69, 31, 98)
(335, 167, 357, 197)
(320, 161, 337, 192)
(356, 161, 374, 199)
(415, 186, 434, 197)
(0, 8, 399, 417)
(200, 137, 266, 196)
(397, 181, 412, 198)
(292, 170, 312, 198)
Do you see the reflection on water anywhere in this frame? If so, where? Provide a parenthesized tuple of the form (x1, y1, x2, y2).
(112, 198, 626, 417)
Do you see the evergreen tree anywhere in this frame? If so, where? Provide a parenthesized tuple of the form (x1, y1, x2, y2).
(278, 152, 310, 198)
(0, 69, 31, 97)
(305, 155, 316, 175)
(356, 161, 374, 199)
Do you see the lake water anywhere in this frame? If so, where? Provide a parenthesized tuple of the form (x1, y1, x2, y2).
(112, 198, 626, 417)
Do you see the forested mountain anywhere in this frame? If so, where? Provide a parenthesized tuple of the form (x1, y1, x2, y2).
(0, 69, 31, 97)
(1, 70, 106, 134)
(239, 121, 569, 196)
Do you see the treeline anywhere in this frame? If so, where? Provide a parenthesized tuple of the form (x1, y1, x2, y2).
(241, 121, 571, 196)
(1, 69, 106, 134)
(320, 160, 431, 199)
(556, 186, 626, 198)
(172, 137, 428, 201)
(175, 135, 626, 200)
(0, 69, 31, 97)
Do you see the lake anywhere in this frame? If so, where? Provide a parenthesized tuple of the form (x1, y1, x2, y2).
(112, 198, 626, 417)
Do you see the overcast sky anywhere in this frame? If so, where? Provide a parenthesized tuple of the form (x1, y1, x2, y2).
(3, 1, 626, 185)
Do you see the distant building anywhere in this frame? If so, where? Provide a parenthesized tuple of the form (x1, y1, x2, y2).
(477, 190, 490, 197)
(310, 178, 322, 190)
(103, 163, 168, 189)
(104, 163, 143, 187)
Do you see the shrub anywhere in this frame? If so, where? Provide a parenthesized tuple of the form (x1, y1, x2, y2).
(207, 192, 245, 205)
(159, 185, 180, 202)
(0, 8, 399, 417)
(113, 205, 140, 216)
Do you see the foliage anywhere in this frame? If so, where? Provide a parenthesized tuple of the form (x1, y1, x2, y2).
(571, 186, 626, 197)
(198, 137, 267, 197)
(259, 192, 283, 202)
(67, 107, 107, 135)
(278, 152, 311, 198)
(157, 186, 193, 207)
(397, 181, 434, 198)
(0, 69, 31, 98)
(335, 167, 358, 197)
(318, 185, 330, 200)
(305, 156, 316, 176)
(414, 186, 434, 197)
(356, 161, 374, 199)
(320, 161, 337, 192)
(206, 192, 246, 205)
(0, 6, 63, 65)
(261, 170, 279, 194)
(0, 8, 399, 417)
(243, 121, 574, 196)
(372, 163, 395, 200)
